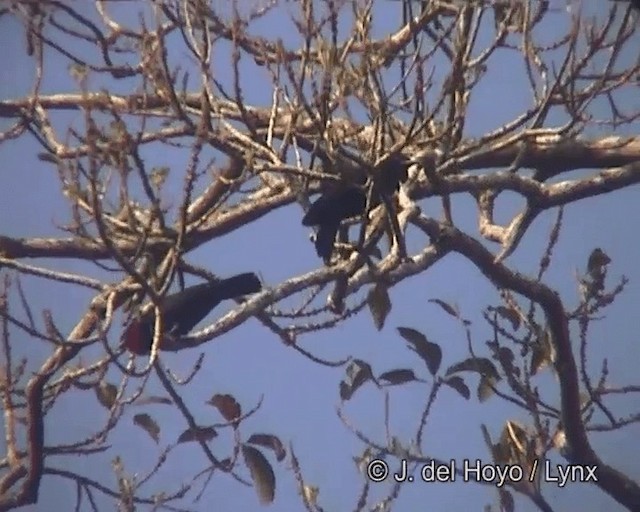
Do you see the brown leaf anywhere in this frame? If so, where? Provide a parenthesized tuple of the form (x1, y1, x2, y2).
(301, 485, 319, 507)
(219, 457, 233, 471)
(587, 247, 611, 275)
(493, 439, 511, 465)
(446, 357, 501, 381)
(242, 444, 276, 505)
(444, 375, 470, 400)
(38, 152, 59, 164)
(503, 420, 528, 457)
(494, 306, 520, 331)
(96, 381, 117, 409)
(367, 283, 391, 331)
(133, 413, 160, 444)
(208, 393, 242, 424)
(150, 166, 169, 190)
(499, 489, 514, 512)
(428, 298, 459, 318)
(338, 382, 353, 401)
(247, 433, 286, 462)
(340, 359, 375, 401)
(177, 426, 218, 444)
(477, 376, 496, 403)
(551, 428, 566, 451)
(135, 395, 172, 406)
(530, 343, 550, 376)
(378, 368, 418, 385)
(497, 347, 515, 371)
(397, 327, 442, 375)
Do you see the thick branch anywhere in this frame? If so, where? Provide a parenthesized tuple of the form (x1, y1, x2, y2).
(413, 216, 640, 511)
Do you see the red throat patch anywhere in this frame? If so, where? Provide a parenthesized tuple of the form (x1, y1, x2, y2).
(123, 322, 150, 355)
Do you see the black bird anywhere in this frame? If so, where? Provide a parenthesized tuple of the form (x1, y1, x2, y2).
(302, 187, 367, 263)
(122, 272, 262, 354)
(302, 152, 411, 262)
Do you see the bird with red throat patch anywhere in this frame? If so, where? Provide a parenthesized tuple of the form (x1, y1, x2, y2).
(122, 272, 262, 355)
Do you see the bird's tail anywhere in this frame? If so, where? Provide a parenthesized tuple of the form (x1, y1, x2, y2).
(315, 222, 339, 262)
(216, 272, 262, 300)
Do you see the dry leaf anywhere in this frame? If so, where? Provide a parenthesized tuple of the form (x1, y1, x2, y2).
(177, 426, 218, 444)
(242, 444, 276, 505)
(133, 413, 160, 444)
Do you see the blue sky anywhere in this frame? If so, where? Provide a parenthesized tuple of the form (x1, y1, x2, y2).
(1, 1, 639, 511)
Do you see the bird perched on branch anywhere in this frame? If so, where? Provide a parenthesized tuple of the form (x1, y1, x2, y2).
(302, 186, 367, 263)
(302, 153, 411, 263)
(122, 272, 262, 355)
